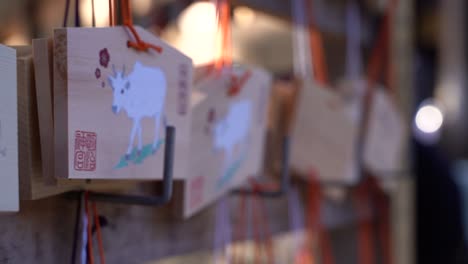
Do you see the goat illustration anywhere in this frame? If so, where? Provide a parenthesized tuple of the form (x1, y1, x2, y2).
(212, 100, 252, 173)
(107, 62, 167, 160)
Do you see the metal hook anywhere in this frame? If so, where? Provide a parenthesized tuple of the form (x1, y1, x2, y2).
(68, 126, 175, 206)
(232, 136, 290, 198)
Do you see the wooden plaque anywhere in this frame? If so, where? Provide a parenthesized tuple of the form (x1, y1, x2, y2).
(290, 80, 359, 184)
(53, 26, 192, 179)
(363, 88, 405, 177)
(0, 45, 19, 212)
(33, 38, 56, 184)
(16, 46, 132, 200)
(182, 65, 271, 218)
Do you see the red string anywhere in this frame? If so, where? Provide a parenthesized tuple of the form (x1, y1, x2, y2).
(212, 0, 251, 97)
(84, 192, 106, 264)
(353, 180, 375, 264)
(304, 0, 329, 86)
(108, 0, 114, 26)
(119, 0, 162, 53)
(307, 174, 335, 264)
(354, 177, 393, 264)
(232, 178, 274, 263)
(92, 202, 106, 264)
(227, 70, 252, 97)
(215, 0, 232, 71)
(366, 178, 393, 264)
(232, 194, 246, 264)
(250, 180, 274, 263)
(252, 196, 262, 263)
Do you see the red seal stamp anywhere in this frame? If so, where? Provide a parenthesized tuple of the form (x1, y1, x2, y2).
(74, 131, 97, 171)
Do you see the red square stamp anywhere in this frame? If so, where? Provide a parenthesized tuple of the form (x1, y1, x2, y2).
(74, 131, 97, 171)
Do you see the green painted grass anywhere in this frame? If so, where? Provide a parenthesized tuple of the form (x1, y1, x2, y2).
(114, 139, 164, 169)
(216, 150, 248, 188)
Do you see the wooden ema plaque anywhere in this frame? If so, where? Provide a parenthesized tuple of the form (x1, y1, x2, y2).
(0, 45, 19, 212)
(53, 26, 192, 179)
(182, 65, 271, 218)
(11, 45, 134, 200)
(290, 79, 359, 184)
(363, 88, 405, 177)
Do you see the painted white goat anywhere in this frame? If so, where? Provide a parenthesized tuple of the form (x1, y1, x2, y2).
(108, 62, 167, 159)
(213, 100, 252, 170)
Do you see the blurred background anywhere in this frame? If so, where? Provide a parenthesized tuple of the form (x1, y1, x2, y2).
(0, 0, 467, 263)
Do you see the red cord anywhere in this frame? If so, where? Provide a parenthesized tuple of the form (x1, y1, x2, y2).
(93, 202, 106, 264)
(118, 0, 163, 53)
(307, 174, 335, 264)
(84, 192, 106, 264)
(248, 179, 274, 264)
(354, 180, 375, 264)
(213, 0, 251, 97)
(233, 194, 247, 264)
(227, 70, 252, 97)
(108, 0, 114, 26)
(304, 0, 329, 86)
(215, 0, 232, 71)
(371, 178, 393, 264)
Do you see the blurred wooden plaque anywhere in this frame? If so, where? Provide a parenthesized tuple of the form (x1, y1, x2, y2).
(290, 80, 359, 184)
(364, 88, 405, 177)
(182, 65, 271, 218)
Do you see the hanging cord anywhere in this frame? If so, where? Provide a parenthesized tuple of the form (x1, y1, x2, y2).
(250, 179, 274, 263)
(63, 0, 71, 27)
(307, 173, 335, 264)
(374, 182, 392, 264)
(109, 0, 114, 26)
(288, 187, 313, 264)
(214, 0, 232, 71)
(212, 0, 251, 97)
(92, 202, 106, 264)
(91, 0, 96, 27)
(353, 178, 393, 264)
(232, 193, 247, 264)
(63, 0, 81, 27)
(213, 197, 232, 264)
(75, 0, 81, 27)
(345, 0, 363, 80)
(71, 192, 84, 264)
(232, 179, 274, 264)
(84, 192, 95, 264)
(84, 192, 106, 264)
(118, 0, 162, 53)
(304, 0, 328, 85)
(353, 179, 375, 264)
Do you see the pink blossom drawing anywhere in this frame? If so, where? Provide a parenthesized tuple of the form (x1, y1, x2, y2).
(99, 48, 110, 68)
(95, 68, 101, 79)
